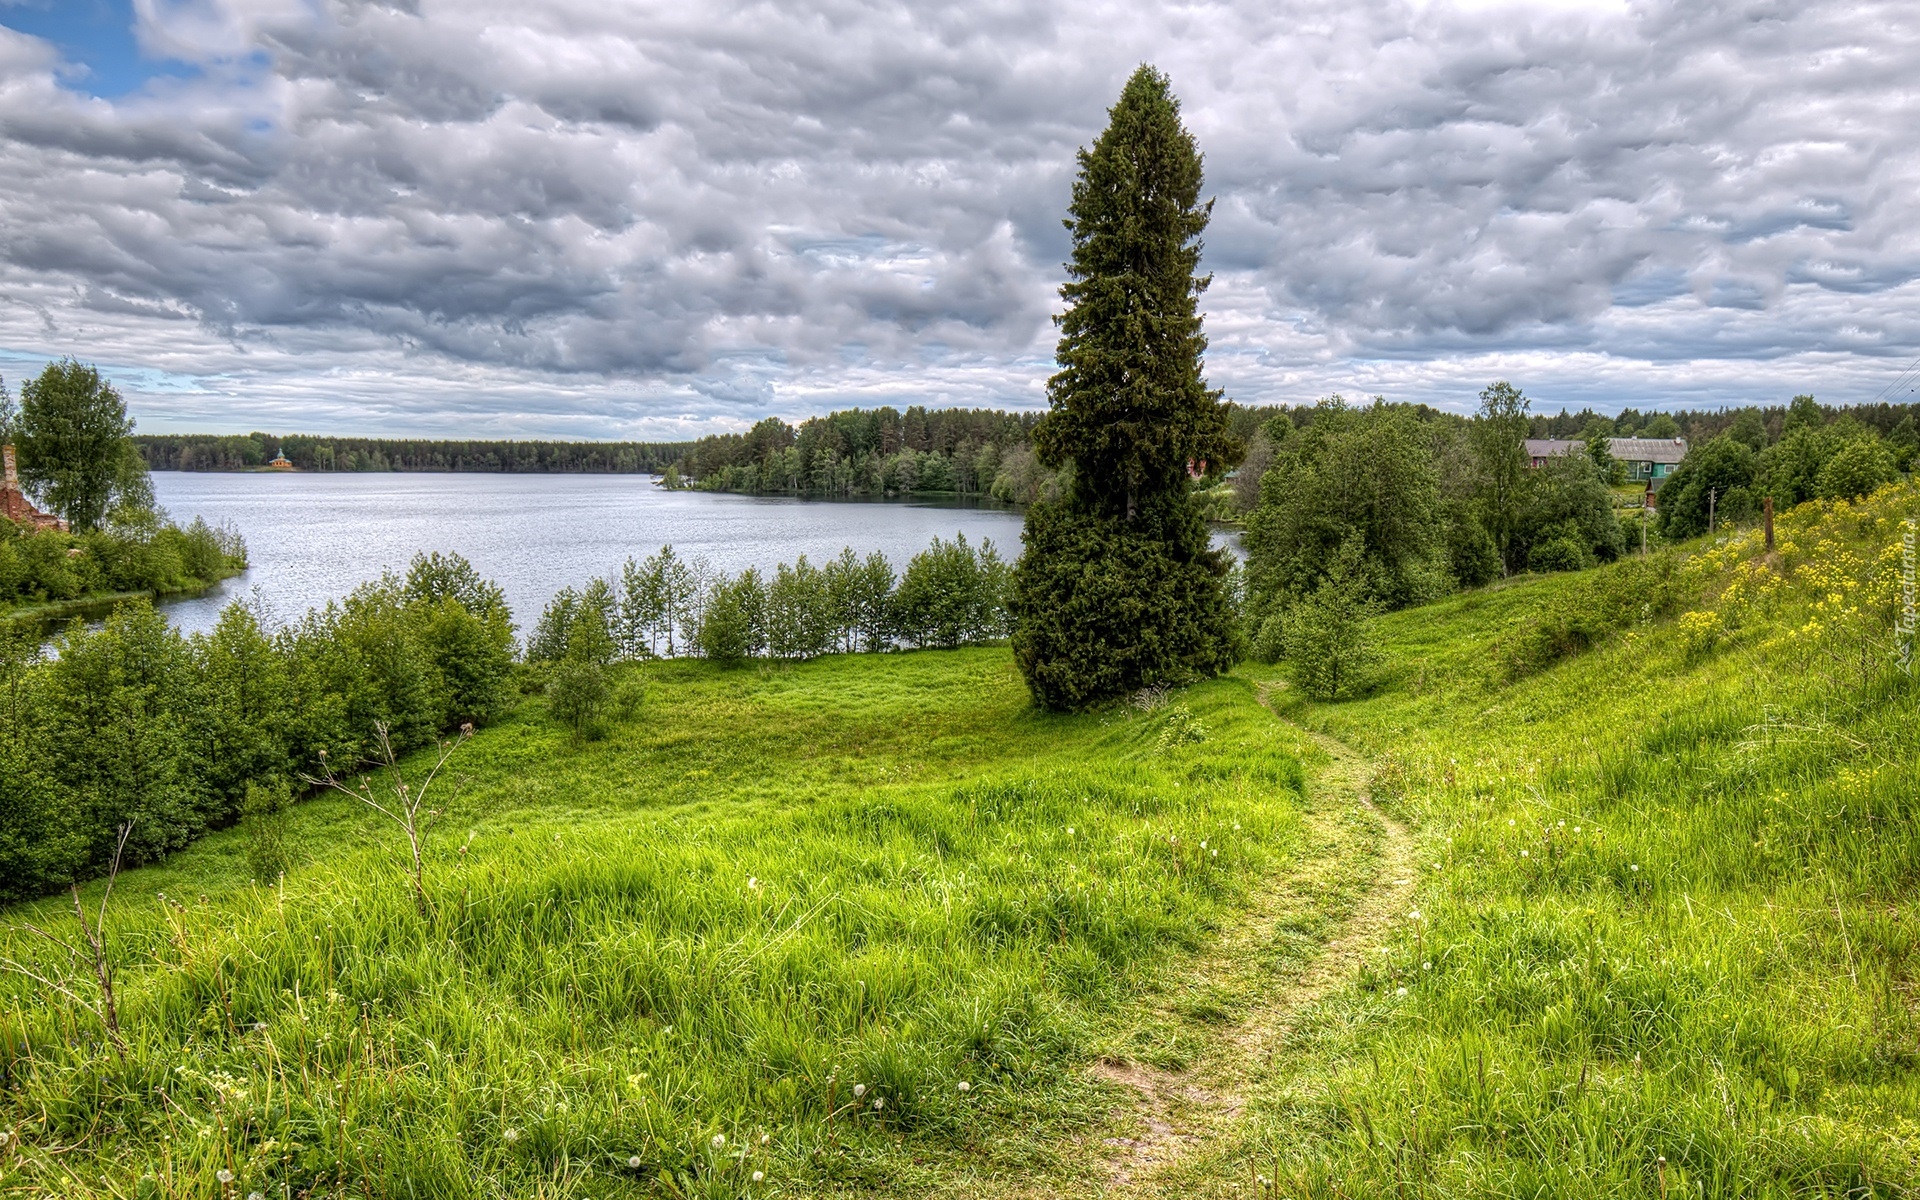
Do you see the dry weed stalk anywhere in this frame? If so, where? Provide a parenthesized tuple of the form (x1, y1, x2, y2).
(306, 721, 471, 916)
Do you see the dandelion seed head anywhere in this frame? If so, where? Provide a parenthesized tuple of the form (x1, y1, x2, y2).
(711, 1133, 726, 1149)
(957, 1081, 971, 1093)
(1422, 962, 1432, 971)
(873, 1097, 884, 1110)
(760, 1133, 770, 1145)
(1396, 986, 1408, 996)
(1521, 849, 1530, 857)
(216, 1169, 234, 1184)
(752, 1170, 765, 1183)
(1066, 827, 1074, 835)
(853, 1083, 866, 1097)
(1631, 864, 1640, 872)
(503, 1128, 520, 1144)
(629, 1156, 642, 1169)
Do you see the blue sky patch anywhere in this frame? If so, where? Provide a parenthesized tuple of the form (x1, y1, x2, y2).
(0, 0, 198, 97)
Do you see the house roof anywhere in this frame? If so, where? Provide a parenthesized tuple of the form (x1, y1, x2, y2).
(1523, 436, 1689, 464)
(1524, 438, 1581, 458)
(1608, 437, 1688, 464)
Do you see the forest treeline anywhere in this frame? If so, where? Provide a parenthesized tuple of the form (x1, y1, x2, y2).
(671, 403, 1285, 502)
(675, 407, 1043, 501)
(135, 434, 691, 474)
(130, 395, 1920, 503)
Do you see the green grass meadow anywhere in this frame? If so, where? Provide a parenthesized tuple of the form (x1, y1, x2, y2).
(7, 484, 1920, 1198)
(0, 652, 1310, 1198)
(1215, 486, 1920, 1198)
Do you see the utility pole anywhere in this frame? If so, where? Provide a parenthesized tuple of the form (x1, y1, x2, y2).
(1764, 496, 1775, 552)
(1641, 503, 1648, 556)
(1708, 486, 1717, 534)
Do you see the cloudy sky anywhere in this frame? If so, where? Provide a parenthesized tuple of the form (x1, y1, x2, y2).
(1, 0, 1915, 439)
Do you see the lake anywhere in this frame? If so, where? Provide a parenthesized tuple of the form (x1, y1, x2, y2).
(149, 473, 1245, 637)
(148, 473, 1033, 636)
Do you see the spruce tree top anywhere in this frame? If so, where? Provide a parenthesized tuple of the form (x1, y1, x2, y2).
(1036, 65, 1237, 520)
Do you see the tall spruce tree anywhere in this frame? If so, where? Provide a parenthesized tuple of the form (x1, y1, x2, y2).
(1009, 66, 1241, 710)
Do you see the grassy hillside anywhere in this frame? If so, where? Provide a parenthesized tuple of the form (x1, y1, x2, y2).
(0, 652, 1313, 1198)
(1210, 485, 1920, 1197)
(5, 484, 1918, 1198)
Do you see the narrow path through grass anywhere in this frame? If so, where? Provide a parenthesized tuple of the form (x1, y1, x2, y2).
(1083, 689, 1415, 1197)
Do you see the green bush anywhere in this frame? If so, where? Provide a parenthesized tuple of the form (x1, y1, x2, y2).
(241, 779, 292, 882)
(1658, 436, 1760, 539)
(695, 568, 768, 662)
(1499, 551, 1685, 681)
(527, 580, 615, 665)
(547, 657, 611, 740)
(0, 515, 245, 609)
(892, 534, 1009, 649)
(766, 555, 838, 660)
(0, 552, 514, 902)
(1278, 539, 1384, 700)
(1527, 529, 1593, 573)
(1815, 437, 1897, 501)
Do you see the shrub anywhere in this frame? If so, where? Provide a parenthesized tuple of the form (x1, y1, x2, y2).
(1245, 400, 1447, 612)
(766, 556, 838, 660)
(1676, 608, 1724, 661)
(1155, 704, 1209, 750)
(1658, 436, 1759, 540)
(1815, 438, 1897, 502)
(528, 581, 615, 665)
(893, 534, 1009, 649)
(1278, 539, 1383, 700)
(547, 657, 611, 741)
(241, 779, 292, 881)
(695, 569, 768, 662)
(1499, 552, 1686, 681)
(1527, 532, 1592, 573)
(0, 554, 514, 900)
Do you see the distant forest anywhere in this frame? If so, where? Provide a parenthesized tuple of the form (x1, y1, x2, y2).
(667, 396, 1920, 503)
(673, 403, 1278, 503)
(135, 433, 692, 473)
(1521, 399, 1920, 443)
(132, 397, 1920, 498)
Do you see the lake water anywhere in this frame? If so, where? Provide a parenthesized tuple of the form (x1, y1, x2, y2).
(150, 473, 1244, 637)
(150, 473, 1039, 636)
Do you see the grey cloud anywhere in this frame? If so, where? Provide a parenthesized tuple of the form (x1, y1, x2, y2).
(1, 0, 1918, 435)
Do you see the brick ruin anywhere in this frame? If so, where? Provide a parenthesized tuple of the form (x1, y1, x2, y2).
(1, 445, 68, 532)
